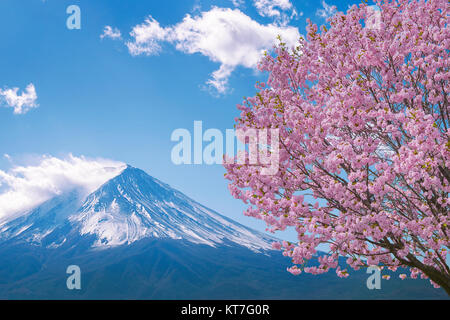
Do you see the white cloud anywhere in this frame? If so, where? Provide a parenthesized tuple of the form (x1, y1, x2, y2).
(0, 83, 38, 115)
(254, 0, 291, 17)
(126, 17, 170, 56)
(231, 0, 245, 7)
(253, 0, 299, 26)
(0, 155, 126, 222)
(206, 64, 235, 95)
(316, 0, 337, 19)
(126, 7, 300, 94)
(100, 26, 122, 40)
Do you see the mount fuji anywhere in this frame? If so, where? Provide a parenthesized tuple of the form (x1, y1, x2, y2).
(0, 165, 446, 299)
(0, 165, 274, 252)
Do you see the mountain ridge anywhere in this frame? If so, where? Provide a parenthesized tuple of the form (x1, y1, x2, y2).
(0, 164, 276, 252)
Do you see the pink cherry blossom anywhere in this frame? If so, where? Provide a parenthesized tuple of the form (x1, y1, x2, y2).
(224, 0, 449, 294)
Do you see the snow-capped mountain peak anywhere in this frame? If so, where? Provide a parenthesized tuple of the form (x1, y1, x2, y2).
(0, 165, 276, 252)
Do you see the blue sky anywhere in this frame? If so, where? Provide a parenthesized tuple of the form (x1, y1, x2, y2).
(0, 0, 359, 241)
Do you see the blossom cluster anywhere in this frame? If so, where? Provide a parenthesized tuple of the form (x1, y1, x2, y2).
(224, 0, 449, 292)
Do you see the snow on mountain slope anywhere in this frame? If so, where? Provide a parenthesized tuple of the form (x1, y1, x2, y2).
(0, 189, 85, 245)
(0, 165, 276, 252)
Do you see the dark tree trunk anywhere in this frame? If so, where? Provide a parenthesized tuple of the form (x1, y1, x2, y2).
(406, 254, 450, 296)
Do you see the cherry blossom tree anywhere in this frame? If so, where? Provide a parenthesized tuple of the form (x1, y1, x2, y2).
(224, 0, 449, 294)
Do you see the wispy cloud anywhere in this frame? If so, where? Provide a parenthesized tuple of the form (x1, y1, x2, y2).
(254, 0, 300, 26)
(125, 7, 300, 94)
(126, 17, 169, 56)
(0, 83, 38, 115)
(316, 0, 337, 19)
(254, 0, 290, 17)
(100, 26, 122, 40)
(230, 0, 245, 8)
(0, 155, 126, 222)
